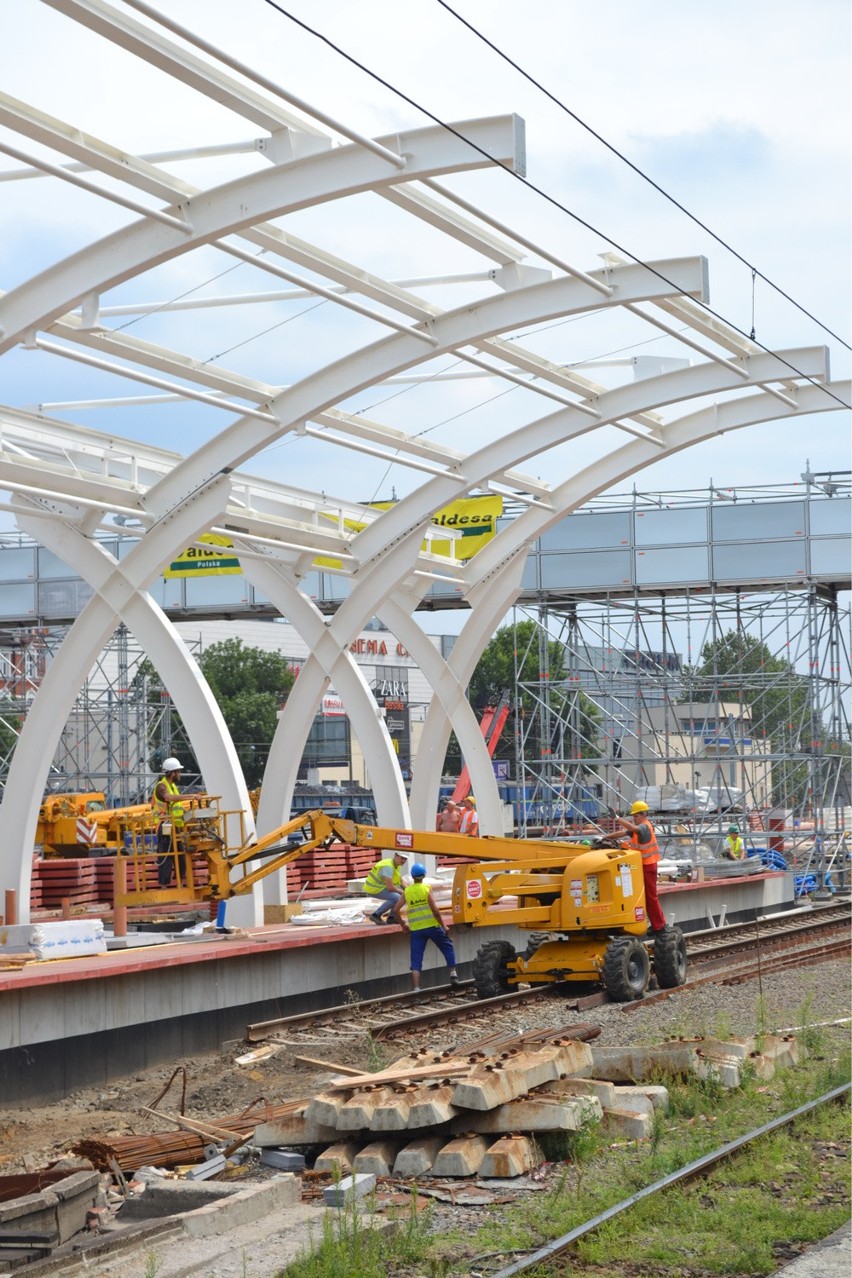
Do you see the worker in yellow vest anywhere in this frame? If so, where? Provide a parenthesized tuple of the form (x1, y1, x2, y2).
(723, 825, 745, 860)
(363, 849, 408, 924)
(393, 863, 459, 991)
(152, 757, 187, 888)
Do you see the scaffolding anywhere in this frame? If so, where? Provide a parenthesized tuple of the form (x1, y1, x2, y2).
(511, 584, 851, 892)
(0, 626, 192, 807)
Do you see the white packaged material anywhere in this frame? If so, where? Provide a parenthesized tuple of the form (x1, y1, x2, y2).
(27, 919, 107, 960)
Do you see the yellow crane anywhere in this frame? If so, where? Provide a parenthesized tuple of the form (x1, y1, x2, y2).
(117, 807, 687, 1002)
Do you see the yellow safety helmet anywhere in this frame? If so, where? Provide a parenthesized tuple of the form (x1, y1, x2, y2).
(630, 800, 649, 814)
(465, 795, 476, 806)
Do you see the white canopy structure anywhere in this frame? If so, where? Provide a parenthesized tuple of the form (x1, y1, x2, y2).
(0, 0, 847, 922)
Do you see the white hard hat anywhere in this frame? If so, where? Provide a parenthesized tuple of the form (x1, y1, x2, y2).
(162, 757, 183, 772)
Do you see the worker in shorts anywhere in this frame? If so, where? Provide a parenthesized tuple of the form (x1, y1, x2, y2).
(393, 862, 460, 992)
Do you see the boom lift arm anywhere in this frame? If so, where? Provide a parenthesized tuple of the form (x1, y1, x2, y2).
(116, 806, 687, 1004)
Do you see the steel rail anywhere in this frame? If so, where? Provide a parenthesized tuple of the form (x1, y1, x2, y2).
(244, 907, 850, 1040)
(488, 1083, 851, 1278)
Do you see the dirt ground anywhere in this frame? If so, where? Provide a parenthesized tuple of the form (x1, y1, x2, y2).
(1, 956, 849, 1177)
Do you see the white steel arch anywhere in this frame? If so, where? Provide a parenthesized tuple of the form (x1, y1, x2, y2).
(0, 0, 847, 922)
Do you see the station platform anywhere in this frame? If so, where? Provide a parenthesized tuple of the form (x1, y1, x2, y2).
(0, 870, 794, 1105)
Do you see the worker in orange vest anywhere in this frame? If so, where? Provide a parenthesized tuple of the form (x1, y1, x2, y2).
(459, 795, 479, 837)
(616, 800, 667, 934)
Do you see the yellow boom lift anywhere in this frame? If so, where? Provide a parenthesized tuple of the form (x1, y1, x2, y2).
(118, 807, 687, 1003)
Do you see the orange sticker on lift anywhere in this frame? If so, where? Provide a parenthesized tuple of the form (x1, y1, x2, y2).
(466, 880, 483, 900)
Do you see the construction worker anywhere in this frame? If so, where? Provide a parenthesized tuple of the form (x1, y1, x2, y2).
(363, 849, 408, 924)
(436, 800, 461, 833)
(615, 800, 667, 934)
(153, 757, 187, 888)
(723, 825, 745, 860)
(393, 862, 459, 991)
(459, 795, 479, 837)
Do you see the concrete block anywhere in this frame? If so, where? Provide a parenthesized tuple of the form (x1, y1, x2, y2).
(431, 1135, 489, 1178)
(182, 1177, 300, 1238)
(452, 1043, 589, 1112)
(337, 1087, 396, 1131)
(479, 1136, 539, 1178)
(407, 1084, 459, 1128)
(591, 1043, 700, 1082)
(615, 1084, 669, 1114)
(369, 1089, 414, 1132)
(747, 1054, 776, 1081)
(305, 1091, 347, 1127)
(693, 1054, 742, 1088)
(353, 1141, 399, 1177)
(452, 1093, 602, 1134)
(541, 1077, 617, 1108)
(392, 1137, 445, 1177)
(119, 1177, 237, 1221)
(675, 1034, 756, 1060)
(260, 1149, 306, 1172)
(314, 1142, 359, 1174)
(759, 1035, 800, 1068)
(0, 1170, 100, 1245)
(254, 1114, 340, 1147)
(323, 1173, 376, 1208)
(603, 1107, 653, 1140)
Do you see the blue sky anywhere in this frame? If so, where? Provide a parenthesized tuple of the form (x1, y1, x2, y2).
(0, 0, 849, 509)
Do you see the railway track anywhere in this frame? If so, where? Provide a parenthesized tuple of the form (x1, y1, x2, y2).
(488, 1083, 851, 1277)
(245, 901, 851, 1043)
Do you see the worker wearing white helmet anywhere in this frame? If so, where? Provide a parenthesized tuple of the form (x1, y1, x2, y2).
(152, 757, 187, 888)
(615, 800, 668, 935)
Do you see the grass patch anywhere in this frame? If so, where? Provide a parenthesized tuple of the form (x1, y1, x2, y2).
(278, 1008, 850, 1277)
(280, 1184, 432, 1278)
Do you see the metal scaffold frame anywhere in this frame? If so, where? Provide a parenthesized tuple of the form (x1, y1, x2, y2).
(511, 583, 851, 892)
(0, 624, 193, 807)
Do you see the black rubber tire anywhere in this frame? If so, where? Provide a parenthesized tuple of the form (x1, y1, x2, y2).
(522, 931, 550, 959)
(602, 936, 651, 1002)
(472, 939, 516, 999)
(653, 927, 688, 988)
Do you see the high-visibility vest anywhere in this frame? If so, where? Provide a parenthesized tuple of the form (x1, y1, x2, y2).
(152, 777, 185, 830)
(460, 809, 478, 835)
(725, 835, 745, 860)
(364, 857, 401, 895)
(630, 818, 660, 866)
(404, 881, 435, 930)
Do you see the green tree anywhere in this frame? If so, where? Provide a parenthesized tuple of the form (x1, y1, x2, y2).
(691, 630, 817, 808)
(140, 639, 294, 789)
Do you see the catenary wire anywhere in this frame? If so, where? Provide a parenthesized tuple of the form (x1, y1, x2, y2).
(434, 0, 851, 353)
(260, 0, 851, 413)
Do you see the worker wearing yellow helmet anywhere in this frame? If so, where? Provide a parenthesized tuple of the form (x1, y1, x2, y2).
(459, 795, 479, 837)
(615, 799, 668, 935)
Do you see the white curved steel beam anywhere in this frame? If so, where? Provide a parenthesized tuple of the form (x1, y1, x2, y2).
(0, 479, 248, 922)
(15, 508, 254, 810)
(0, 117, 522, 355)
(261, 348, 829, 830)
(138, 257, 707, 518)
(238, 557, 411, 843)
(407, 380, 849, 825)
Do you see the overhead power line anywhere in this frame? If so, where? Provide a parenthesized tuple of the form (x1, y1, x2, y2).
(434, 0, 851, 354)
(260, 0, 851, 413)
